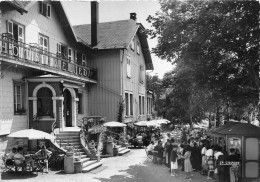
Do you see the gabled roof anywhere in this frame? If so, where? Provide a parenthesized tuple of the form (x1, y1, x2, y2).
(73, 19, 154, 70)
(1, 0, 30, 14)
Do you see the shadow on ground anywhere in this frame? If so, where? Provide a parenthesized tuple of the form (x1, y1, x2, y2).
(93, 160, 171, 182)
(1, 171, 38, 180)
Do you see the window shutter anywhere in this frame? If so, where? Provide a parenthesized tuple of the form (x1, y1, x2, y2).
(126, 56, 131, 78)
(7, 21, 13, 35)
(57, 43, 61, 56)
(47, 4, 51, 18)
(74, 50, 77, 62)
(39, 1, 43, 14)
(18, 25, 24, 42)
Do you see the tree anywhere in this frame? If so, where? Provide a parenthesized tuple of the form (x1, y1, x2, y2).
(147, 0, 260, 122)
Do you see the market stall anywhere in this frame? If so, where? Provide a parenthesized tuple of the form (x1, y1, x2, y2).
(209, 122, 260, 182)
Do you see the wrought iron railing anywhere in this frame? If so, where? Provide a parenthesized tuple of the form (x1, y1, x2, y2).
(0, 33, 97, 80)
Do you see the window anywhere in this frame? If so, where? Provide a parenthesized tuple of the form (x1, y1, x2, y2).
(77, 93, 84, 114)
(125, 92, 133, 117)
(57, 43, 68, 59)
(136, 40, 140, 55)
(82, 54, 86, 66)
(68, 48, 72, 61)
(139, 96, 141, 115)
(39, 34, 49, 64)
(40, 2, 51, 18)
(139, 65, 145, 84)
(130, 38, 135, 51)
(139, 95, 145, 116)
(14, 82, 25, 114)
(147, 97, 152, 115)
(57, 43, 61, 56)
(74, 50, 77, 62)
(142, 96, 145, 115)
(7, 21, 24, 42)
(126, 56, 131, 78)
(37, 87, 53, 116)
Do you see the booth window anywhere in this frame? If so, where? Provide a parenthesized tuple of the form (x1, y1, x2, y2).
(13, 82, 25, 114)
(77, 93, 84, 114)
(37, 87, 53, 117)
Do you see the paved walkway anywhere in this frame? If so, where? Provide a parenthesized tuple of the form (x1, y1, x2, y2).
(1, 148, 213, 182)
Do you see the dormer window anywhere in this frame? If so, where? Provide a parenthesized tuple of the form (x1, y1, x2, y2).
(40, 2, 51, 18)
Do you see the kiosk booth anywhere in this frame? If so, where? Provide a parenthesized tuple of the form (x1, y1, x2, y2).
(209, 122, 260, 182)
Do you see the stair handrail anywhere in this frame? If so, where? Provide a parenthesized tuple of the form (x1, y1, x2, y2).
(51, 120, 56, 136)
(55, 135, 81, 158)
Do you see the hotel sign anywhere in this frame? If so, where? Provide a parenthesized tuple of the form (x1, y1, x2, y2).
(0, 38, 95, 79)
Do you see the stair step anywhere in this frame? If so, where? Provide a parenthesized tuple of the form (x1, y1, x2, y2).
(55, 136, 80, 140)
(82, 161, 102, 173)
(81, 158, 91, 163)
(82, 160, 99, 168)
(118, 149, 130, 156)
(59, 140, 81, 145)
(118, 147, 127, 152)
(79, 154, 88, 158)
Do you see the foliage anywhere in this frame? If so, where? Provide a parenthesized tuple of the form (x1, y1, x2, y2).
(117, 97, 125, 123)
(147, 0, 260, 124)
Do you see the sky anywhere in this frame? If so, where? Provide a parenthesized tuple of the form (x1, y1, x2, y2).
(62, 0, 173, 78)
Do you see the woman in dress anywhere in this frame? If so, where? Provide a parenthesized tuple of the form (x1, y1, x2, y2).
(170, 145, 179, 176)
(184, 145, 192, 180)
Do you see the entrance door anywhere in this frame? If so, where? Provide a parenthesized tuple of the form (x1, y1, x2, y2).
(64, 89, 72, 127)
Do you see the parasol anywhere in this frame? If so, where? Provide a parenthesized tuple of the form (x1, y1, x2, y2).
(103, 121, 126, 127)
(134, 120, 149, 127)
(8, 129, 55, 140)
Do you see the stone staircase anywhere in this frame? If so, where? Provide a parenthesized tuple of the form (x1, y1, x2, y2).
(114, 144, 131, 156)
(55, 130, 102, 173)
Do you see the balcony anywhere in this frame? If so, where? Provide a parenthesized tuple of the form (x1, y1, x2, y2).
(0, 34, 97, 82)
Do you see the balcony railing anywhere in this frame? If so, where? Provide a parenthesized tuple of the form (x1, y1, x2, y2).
(0, 33, 97, 81)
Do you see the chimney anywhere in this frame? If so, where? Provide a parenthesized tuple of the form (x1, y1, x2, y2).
(91, 1, 99, 47)
(130, 13, 137, 21)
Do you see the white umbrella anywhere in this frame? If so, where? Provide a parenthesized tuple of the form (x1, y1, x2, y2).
(103, 121, 126, 127)
(134, 120, 149, 127)
(153, 119, 168, 124)
(8, 129, 55, 140)
(147, 120, 160, 127)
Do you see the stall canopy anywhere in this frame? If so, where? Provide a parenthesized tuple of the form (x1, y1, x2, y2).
(218, 123, 260, 136)
(209, 122, 260, 137)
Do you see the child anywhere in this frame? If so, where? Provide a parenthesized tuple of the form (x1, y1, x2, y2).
(170, 145, 178, 176)
(184, 145, 192, 180)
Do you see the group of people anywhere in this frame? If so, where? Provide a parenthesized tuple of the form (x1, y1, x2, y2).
(128, 128, 162, 148)
(146, 127, 241, 182)
(5, 145, 52, 173)
(146, 135, 193, 180)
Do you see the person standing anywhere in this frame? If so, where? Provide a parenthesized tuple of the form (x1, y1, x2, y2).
(170, 145, 179, 176)
(226, 148, 240, 182)
(184, 145, 192, 180)
(181, 129, 187, 144)
(205, 145, 215, 179)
